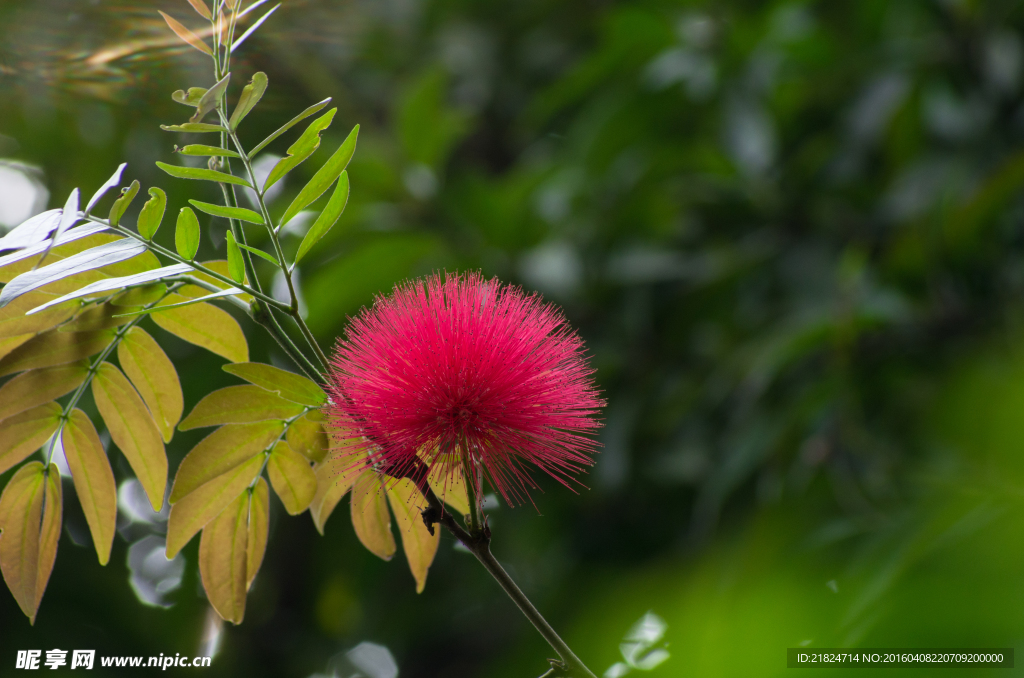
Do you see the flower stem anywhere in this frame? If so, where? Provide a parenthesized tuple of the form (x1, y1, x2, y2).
(414, 478, 596, 678)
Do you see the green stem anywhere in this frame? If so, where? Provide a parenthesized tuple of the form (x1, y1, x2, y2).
(414, 479, 597, 678)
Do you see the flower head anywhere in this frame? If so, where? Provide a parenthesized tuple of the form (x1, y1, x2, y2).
(325, 272, 604, 505)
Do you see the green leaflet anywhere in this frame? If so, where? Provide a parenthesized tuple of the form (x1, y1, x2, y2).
(188, 200, 265, 225)
(262, 108, 338, 192)
(179, 384, 304, 430)
(295, 171, 350, 264)
(235, 242, 279, 265)
(107, 180, 140, 227)
(229, 72, 268, 130)
(137, 187, 166, 240)
(155, 162, 251, 187)
(171, 87, 207, 107)
(175, 208, 200, 260)
(178, 145, 240, 158)
(249, 98, 332, 158)
(159, 123, 226, 133)
(191, 73, 230, 124)
(222, 362, 327, 407)
(279, 125, 359, 227)
(226, 232, 245, 283)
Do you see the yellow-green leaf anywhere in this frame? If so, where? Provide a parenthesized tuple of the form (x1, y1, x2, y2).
(199, 489, 249, 624)
(267, 441, 316, 515)
(36, 467, 61, 622)
(294, 170, 350, 264)
(137, 188, 167, 241)
(0, 462, 58, 624)
(287, 412, 329, 463)
(0, 329, 113, 378)
(386, 478, 440, 593)
(175, 207, 200, 260)
(0, 334, 32, 362)
(350, 471, 395, 561)
(169, 421, 282, 504)
(108, 180, 140, 227)
(188, 260, 254, 303)
(279, 124, 358, 227)
(310, 451, 364, 534)
(92, 362, 167, 511)
(226, 231, 245, 284)
(179, 385, 304, 430)
(62, 409, 116, 566)
(0, 293, 78, 339)
(223, 362, 327, 407)
(160, 123, 227, 134)
(190, 200, 265, 225)
(151, 295, 248, 363)
(0, 403, 62, 476)
(117, 327, 183, 443)
(178, 144, 240, 158)
(247, 478, 269, 589)
(229, 72, 268, 130)
(263, 108, 338, 191)
(0, 363, 86, 423)
(166, 454, 263, 559)
(157, 161, 250, 188)
(426, 459, 471, 516)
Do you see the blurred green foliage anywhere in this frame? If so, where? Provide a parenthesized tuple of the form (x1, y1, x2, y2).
(4, 0, 1024, 676)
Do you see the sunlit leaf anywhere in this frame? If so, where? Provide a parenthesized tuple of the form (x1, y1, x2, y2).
(386, 478, 440, 593)
(115, 288, 242, 318)
(0, 403, 61, 478)
(191, 73, 230, 124)
(84, 163, 127, 215)
(426, 457, 471, 516)
(0, 226, 111, 275)
(223, 362, 327, 407)
(229, 72, 268, 130)
(0, 239, 147, 309)
(159, 123, 227, 133)
(118, 327, 182, 443)
(0, 462, 58, 624)
(158, 10, 213, 55)
(199, 489, 249, 624)
(247, 477, 268, 589)
(169, 421, 282, 503)
(166, 454, 264, 559)
(25, 265, 187, 316)
(350, 471, 396, 560)
(37, 189, 81, 269)
(175, 207, 200, 260)
(137, 187, 167, 241)
(286, 412, 329, 463)
(185, 0, 212, 19)
(92, 362, 167, 511)
(262, 108, 338, 192)
(189, 200, 264, 225)
(0, 362, 86, 423)
(0, 210, 61, 253)
(0, 334, 32, 362)
(230, 3, 280, 54)
(250, 98, 332, 158)
(179, 385, 304, 430)
(156, 162, 251, 188)
(171, 87, 207, 107)
(151, 295, 248, 363)
(267, 441, 316, 515)
(63, 409, 117, 566)
(310, 451, 364, 533)
(279, 125, 359, 228)
(179, 145, 240, 158)
(0, 329, 114, 378)
(107, 180, 140, 227)
(294, 171, 350, 264)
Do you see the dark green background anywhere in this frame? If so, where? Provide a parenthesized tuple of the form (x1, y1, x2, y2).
(3, 0, 1024, 676)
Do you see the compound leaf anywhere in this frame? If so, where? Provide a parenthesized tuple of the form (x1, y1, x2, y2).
(169, 421, 282, 503)
(222, 362, 327, 407)
(179, 385, 303, 430)
(151, 295, 248, 363)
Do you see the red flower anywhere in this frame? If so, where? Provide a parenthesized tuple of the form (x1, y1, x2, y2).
(325, 272, 604, 505)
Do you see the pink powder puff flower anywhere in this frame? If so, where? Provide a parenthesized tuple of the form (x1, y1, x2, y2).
(324, 271, 604, 505)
